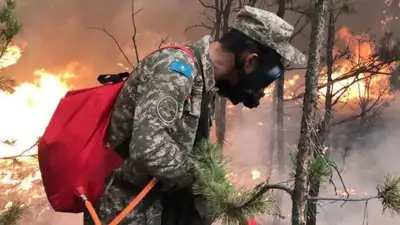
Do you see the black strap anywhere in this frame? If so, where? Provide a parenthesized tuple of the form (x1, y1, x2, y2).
(187, 45, 211, 145)
(97, 72, 130, 84)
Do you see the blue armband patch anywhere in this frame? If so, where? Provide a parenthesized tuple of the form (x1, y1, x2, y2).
(168, 61, 193, 79)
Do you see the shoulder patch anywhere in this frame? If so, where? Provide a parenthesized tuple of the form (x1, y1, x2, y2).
(168, 60, 193, 79)
(156, 95, 178, 124)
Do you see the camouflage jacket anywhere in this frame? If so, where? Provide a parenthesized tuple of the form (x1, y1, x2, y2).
(83, 35, 215, 225)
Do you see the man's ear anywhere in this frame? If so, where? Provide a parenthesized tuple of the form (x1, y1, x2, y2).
(244, 53, 258, 67)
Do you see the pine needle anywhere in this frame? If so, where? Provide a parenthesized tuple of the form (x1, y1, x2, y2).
(308, 154, 331, 184)
(191, 140, 278, 224)
(288, 151, 331, 184)
(0, 201, 26, 225)
(377, 174, 400, 216)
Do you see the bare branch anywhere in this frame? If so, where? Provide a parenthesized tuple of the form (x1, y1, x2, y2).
(330, 163, 350, 199)
(86, 26, 133, 68)
(308, 195, 378, 202)
(333, 86, 390, 126)
(131, 0, 142, 64)
(198, 0, 219, 10)
(158, 36, 169, 48)
(237, 182, 294, 210)
(0, 138, 40, 160)
(185, 22, 214, 32)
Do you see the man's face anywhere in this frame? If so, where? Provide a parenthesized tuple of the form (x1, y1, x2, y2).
(215, 52, 283, 108)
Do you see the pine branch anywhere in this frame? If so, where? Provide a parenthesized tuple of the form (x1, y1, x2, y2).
(305, 173, 400, 217)
(377, 174, 400, 215)
(237, 182, 293, 211)
(191, 140, 279, 224)
(0, 201, 26, 225)
(0, 0, 21, 93)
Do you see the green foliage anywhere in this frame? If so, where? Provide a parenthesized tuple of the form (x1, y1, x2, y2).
(0, 0, 21, 93)
(288, 151, 297, 179)
(191, 140, 278, 224)
(377, 174, 400, 216)
(0, 0, 21, 45)
(0, 201, 25, 225)
(307, 154, 331, 184)
(288, 151, 332, 184)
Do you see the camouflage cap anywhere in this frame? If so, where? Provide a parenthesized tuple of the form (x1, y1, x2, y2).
(232, 6, 307, 65)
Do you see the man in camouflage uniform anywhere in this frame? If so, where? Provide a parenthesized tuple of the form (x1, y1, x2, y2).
(84, 6, 306, 225)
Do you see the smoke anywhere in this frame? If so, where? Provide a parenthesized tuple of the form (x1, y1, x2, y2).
(224, 93, 400, 225)
(7, 0, 208, 86)
(6, 0, 400, 86)
(315, 93, 400, 225)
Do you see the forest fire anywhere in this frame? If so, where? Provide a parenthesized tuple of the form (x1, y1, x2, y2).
(336, 188, 368, 197)
(0, 26, 396, 223)
(0, 44, 75, 218)
(0, 45, 74, 159)
(1, 26, 393, 179)
(318, 27, 396, 102)
(1, 26, 395, 160)
(0, 45, 23, 69)
(264, 27, 396, 102)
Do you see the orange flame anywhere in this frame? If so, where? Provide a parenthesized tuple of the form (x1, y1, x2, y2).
(263, 27, 397, 102)
(0, 44, 23, 69)
(0, 45, 74, 158)
(318, 27, 395, 102)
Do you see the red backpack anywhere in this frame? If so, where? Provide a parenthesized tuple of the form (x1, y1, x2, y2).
(38, 46, 196, 223)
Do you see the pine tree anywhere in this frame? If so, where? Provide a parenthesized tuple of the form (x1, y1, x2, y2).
(291, 0, 328, 224)
(0, 0, 22, 224)
(0, 0, 21, 93)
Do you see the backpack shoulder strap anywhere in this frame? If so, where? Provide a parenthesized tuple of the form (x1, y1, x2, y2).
(97, 45, 196, 85)
(186, 45, 211, 144)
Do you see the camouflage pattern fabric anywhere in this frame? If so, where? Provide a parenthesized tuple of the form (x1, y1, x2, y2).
(232, 6, 307, 65)
(83, 35, 215, 225)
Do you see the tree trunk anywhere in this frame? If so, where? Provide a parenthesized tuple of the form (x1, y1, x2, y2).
(214, 0, 232, 147)
(273, 1, 286, 225)
(216, 96, 227, 146)
(291, 1, 328, 225)
(273, 75, 285, 225)
(267, 93, 276, 176)
(306, 1, 334, 224)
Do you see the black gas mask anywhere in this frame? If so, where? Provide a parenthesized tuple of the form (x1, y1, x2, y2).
(216, 53, 284, 108)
